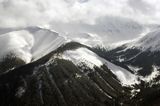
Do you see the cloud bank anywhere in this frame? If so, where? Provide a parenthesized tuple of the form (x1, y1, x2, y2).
(0, 0, 160, 42)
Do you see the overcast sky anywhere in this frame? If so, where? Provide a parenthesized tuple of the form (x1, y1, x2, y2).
(0, 0, 160, 42)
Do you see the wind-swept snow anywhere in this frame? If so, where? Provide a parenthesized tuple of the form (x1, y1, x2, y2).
(0, 27, 66, 63)
(29, 28, 65, 60)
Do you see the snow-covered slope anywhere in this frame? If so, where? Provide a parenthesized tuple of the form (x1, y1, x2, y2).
(111, 28, 160, 52)
(61, 47, 138, 85)
(129, 28, 160, 51)
(0, 27, 66, 63)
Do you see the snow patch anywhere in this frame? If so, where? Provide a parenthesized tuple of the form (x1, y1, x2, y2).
(140, 65, 160, 82)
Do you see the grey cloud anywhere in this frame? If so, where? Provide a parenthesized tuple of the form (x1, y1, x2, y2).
(50, 16, 143, 43)
(128, 0, 155, 15)
(0, 0, 159, 43)
(0, 0, 159, 28)
(78, 0, 89, 3)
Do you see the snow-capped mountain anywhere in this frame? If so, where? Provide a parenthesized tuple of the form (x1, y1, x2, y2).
(0, 26, 137, 85)
(0, 41, 135, 105)
(0, 26, 160, 105)
(0, 26, 106, 63)
(97, 28, 160, 76)
(128, 28, 160, 51)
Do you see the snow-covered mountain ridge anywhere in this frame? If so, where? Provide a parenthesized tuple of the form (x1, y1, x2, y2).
(0, 26, 160, 105)
(130, 28, 160, 51)
(0, 27, 66, 63)
(0, 26, 105, 63)
(110, 28, 160, 52)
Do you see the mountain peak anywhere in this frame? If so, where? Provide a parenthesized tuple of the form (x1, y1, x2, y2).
(126, 28, 160, 51)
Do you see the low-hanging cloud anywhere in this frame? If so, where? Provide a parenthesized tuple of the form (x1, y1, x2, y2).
(128, 0, 155, 15)
(0, 0, 160, 27)
(0, 0, 160, 42)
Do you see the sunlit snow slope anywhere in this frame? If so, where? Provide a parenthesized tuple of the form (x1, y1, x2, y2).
(0, 27, 66, 63)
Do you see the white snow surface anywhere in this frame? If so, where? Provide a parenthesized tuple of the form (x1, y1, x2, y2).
(62, 47, 139, 85)
(0, 27, 66, 63)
